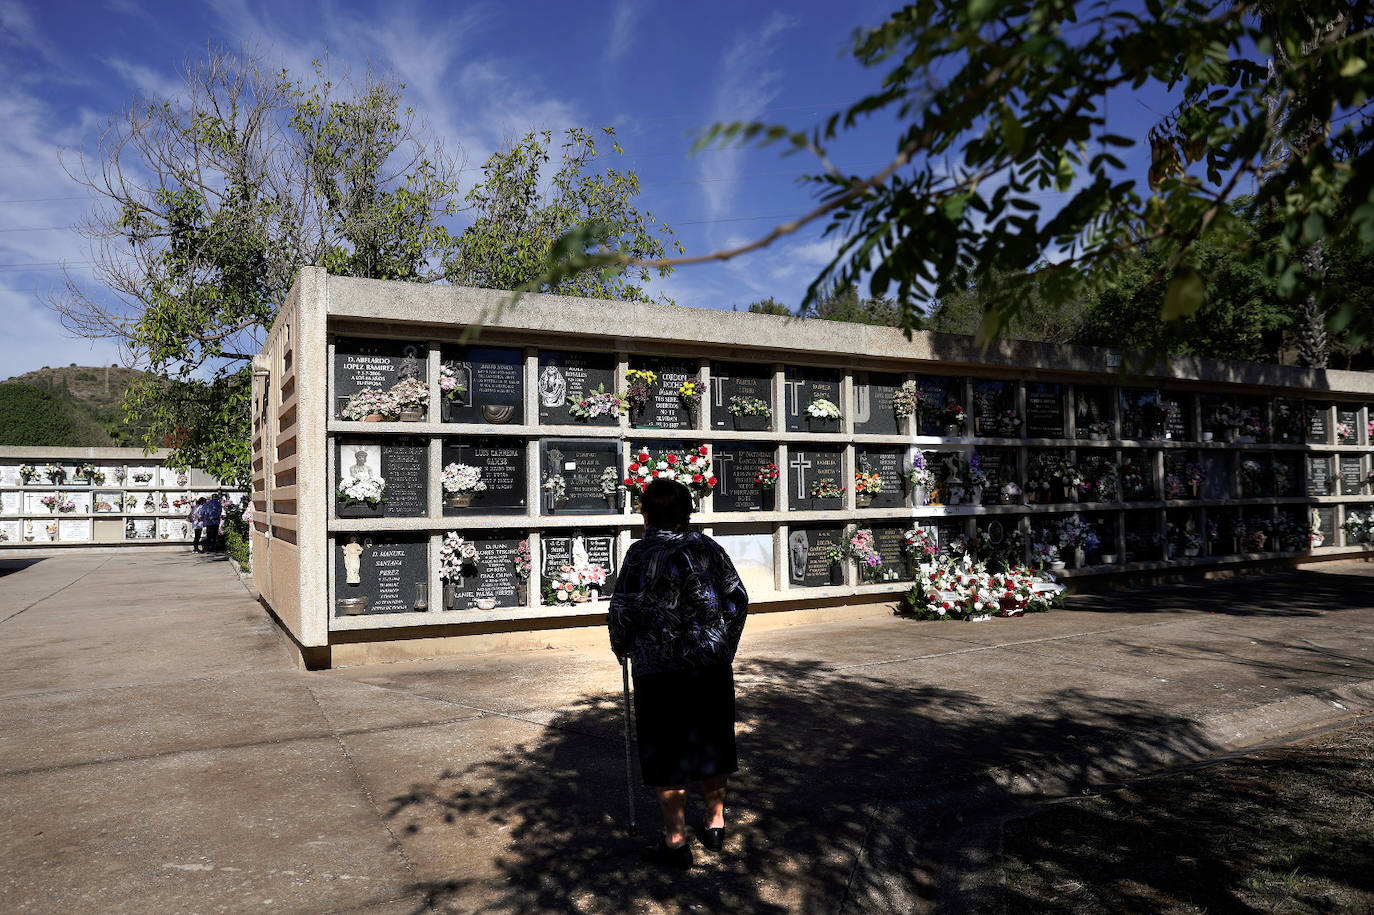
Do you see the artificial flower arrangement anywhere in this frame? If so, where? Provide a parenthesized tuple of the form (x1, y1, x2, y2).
(1043, 516, 1101, 564)
(40, 495, 76, 513)
(757, 463, 780, 487)
(1271, 513, 1312, 551)
(1343, 511, 1374, 545)
(389, 377, 430, 413)
(442, 463, 487, 498)
(568, 383, 628, 421)
(514, 540, 533, 581)
(1240, 520, 1269, 553)
(903, 452, 937, 492)
(1239, 459, 1266, 497)
(132, 471, 153, 483)
(902, 527, 940, 560)
(903, 554, 1062, 621)
(542, 474, 567, 506)
(622, 446, 717, 499)
(74, 462, 97, 482)
(337, 472, 387, 506)
(1120, 459, 1149, 499)
(1273, 400, 1304, 440)
(1025, 454, 1082, 498)
(805, 396, 841, 420)
(678, 377, 702, 412)
(439, 532, 480, 581)
(123, 495, 140, 511)
(438, 363, 467, 401)
(854, 469, 884, 497)
(1080, 461, 1119, 502)
(18, 464, 37, 484)
(341, 388, 400, 421)
(1272, 461, 1294, 495)
(993, 409, 1021, 437)
(1163, 472, 1184, 499)
(1336, 421, 1355, 443)
(892, 380, 926, 417)
(625, 368, 659, 413)
(1000, 480, 1023, 502)
(172, 495, 193, 510)
(1085, 419, 1114, 439)
(965, 453, 991, 490)
(1215, 402, 1243, 430)
(843, 525, 884, 581)
(939, 400, 968, 431)
(1239, 408, 1267, 440)
(544, 562, 607, 604)
(43, 464, 65, 483)
(1183, 461, 1206, 490)
(113, 467, 127, 484)
(727, 395, 771, 416)
(809, 479, 844, 500)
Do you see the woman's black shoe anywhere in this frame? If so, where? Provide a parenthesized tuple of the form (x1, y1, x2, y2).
(701, 827, 724, 851)
(644, 836, 692, 870)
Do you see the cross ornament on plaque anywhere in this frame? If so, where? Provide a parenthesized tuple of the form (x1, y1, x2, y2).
(790, 451, 812, 500)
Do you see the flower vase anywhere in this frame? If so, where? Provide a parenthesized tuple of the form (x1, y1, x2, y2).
(946, 486, 963, 506)
(1191, 484, 1199, 499)
(733, 414, 768, 432)
(1072, 547, 1085, 569)
(516, 582, 529, 605)
(1225, 428, 1238, 443)
(910, 486, 927, 507)
(828, 564, 844, 586)
(808, 417, 839, 434)
(1049, 560, 1066, 571)
(399, 408, 424, 422)
(856, 493, 872, 508)
(605, 492, 620, 512)
(443, 581, 464, 610)
(446, 492, 473, 508)
(760, 487, 775, 511)
(363, 413, 387, 423)
(970, 486, 984, 506)
(546, 493, 558, 515)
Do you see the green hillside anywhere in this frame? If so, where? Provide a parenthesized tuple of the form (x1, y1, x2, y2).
(0, 364, 152, 447)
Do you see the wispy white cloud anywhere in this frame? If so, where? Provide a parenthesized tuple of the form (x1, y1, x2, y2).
(0, 0, 62, 67)
(699, 12, 797, 224)
(104, 57, 185, 103)
(606, 0, 644, 65)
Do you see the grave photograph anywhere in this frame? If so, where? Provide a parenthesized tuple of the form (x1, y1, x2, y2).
(335, 440, 429, 519)
(542, 530, 618, 600)
(786, 525, 845, 587)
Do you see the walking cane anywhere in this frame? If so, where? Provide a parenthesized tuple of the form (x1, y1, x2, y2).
(621, 657, 637, 831)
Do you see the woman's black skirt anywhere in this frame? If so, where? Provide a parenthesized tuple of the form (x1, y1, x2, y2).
(632, 663, 738, 787)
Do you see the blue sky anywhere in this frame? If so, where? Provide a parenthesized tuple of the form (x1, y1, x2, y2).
(0, 0, 1167, 378)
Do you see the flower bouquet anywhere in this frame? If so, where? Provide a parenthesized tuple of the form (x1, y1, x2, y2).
(342, 388, 399, 422)
(854, 469, 883, 507)
(625, 368, 659, 420)
(824, 544, 846, 585)
(75, 462, 98, 483)
(442, 462, 486, 508)
(892, 380, 926, 420)
(1052, 516, 1101, 567)
(439, 532, 480, 608)
(727, 395, 771, 430)
(940, 401, 968, 436)
(844, 525, 885, 581)
(810, 479, 843, 503)
(18, 464, 37, 484)
(1121, 459, 1149, 500)
(542, 474, 567, 512)
(1239, 459, 1266, 498)
(600, 466, 621, 510)
(132, 471, 153, 484)
(678, 377, 702, 417)
(337, 473, 386, 507)
(903, 452, 936, 505)
(514, 540, 533, 596)
(757, 462, 780, 509)
(388, 377, 429, 421)
(439, 363, 468, 403)
(567, 384, 628, 421)
(623, 446, 717, 504)
(1343, 512, 1374, 546)
(995, 409, 1021, 437)
(1336, 420, 1355, 444)
(805, 395, 841, 432)
(43, 463, 65, 484)
(545, 562, 608, 604)
(1085, 420, 1113, 441)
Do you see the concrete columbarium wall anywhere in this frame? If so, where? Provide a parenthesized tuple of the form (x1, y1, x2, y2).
(0, 446, 243, 550)
(251, 268, 1374, 668)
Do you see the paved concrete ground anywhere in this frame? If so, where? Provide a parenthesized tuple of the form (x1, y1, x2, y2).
(2, 553, 1373, 913)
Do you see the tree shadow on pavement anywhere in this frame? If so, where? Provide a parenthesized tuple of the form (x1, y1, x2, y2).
(385, 657, 1220, 914)
(1069, 568, 1374, 618)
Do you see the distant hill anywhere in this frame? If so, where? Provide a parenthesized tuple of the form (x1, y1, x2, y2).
(0, 364, 152, 447)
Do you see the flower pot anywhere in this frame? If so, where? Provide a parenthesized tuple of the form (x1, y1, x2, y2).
(856, 493, 873, 508)
(732, 414, 769, 432)
(1049, 560, 1066, 571)
(829, 564, 844, 586)
(970, 486, 984, 506)
(336, 596, 368, 616)
(944, 425, 961, 438)
(808, 417, 839, 433)
(760, 487, 776, 511)
(363, 413, 387, 423)
(1202, 431, 1214, 442)
(399, 408, 424, 422)
(445, 492, 473, 508)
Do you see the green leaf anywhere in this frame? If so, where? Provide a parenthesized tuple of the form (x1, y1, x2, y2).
(1161, 267, 1205, 320)
(1341, 57, 1367, 78)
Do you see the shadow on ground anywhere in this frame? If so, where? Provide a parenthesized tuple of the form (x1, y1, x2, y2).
(1069, 567, 1374, 618)
(382, 658, 1220, 913)
(1000, 722, 1374, 913)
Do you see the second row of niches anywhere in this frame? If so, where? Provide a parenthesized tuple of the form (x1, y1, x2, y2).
(333, 437, 913, 517)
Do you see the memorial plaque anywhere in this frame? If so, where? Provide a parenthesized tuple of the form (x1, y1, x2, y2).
(1337, 407, 1360, 444)
(26, 520, 57, 543)
(1307, 405, 1329, 443)
(855, 446, 906, 508)
(786, 447, 844, 511)
(1121, 451, 1154, 501)
(334, 534, 429, 616)
(541, 439, 622, 515)
(57, 519, 91, 542)
(1340, 455, 1365, 495)
(0, 491, 18, 516)
(1078, 452, 1112, 503)
(1272, 454, 1301, 497)
(443, 438, 527, 514)
(124, 518, 156, 540)
(1074, 385, 1113, 439)
(913, 375, 961, 436)
(336, 438, 427, 519)
(1025, 383, 1065, 438)
(537, 350, 618, 426)
(710, 361, 774, 430)
(333, 338, 428, 418)
(157, 518, 190, 541)
(0, 465, 19, 487)
(853, 371, 903, 435)
(1201, 453, 1230, 500)
(1307, 455, 1332, 495)
(60, 465, 82, 485)
(971, 447, 1018, 505)
(1084, 512, 1116, 560)
(66, 492, 92, 515)
(1120, 388, 1162, 440)
(127, 466, 156, 488)
(872, 523, 914, 581)
(972, 379, 1015, 437)
(158, 466, 190, 488)
(711, 444, 778, 512)
(440, 345, 524, 425)
(1123, 511, 1159, 563)
(447, 534, 524, 608)
(629, 356, 699, 430)
(542, 530, 618, 593)
(786, 525, 845, 587)
(1315, 507, 1335, 547)
(0, 519, 19, 543)
(716, 532, 775, 595)
(783, 366, 842, 432)
(1273, 398, 1305, 442)
(1163, 392, 1191, 441)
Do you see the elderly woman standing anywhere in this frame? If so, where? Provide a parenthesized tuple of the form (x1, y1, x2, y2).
(609, 478, 749, 870)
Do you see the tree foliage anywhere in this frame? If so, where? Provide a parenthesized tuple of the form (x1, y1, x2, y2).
(544, 0, 1374, 351)
(0, 383, 78, 447)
